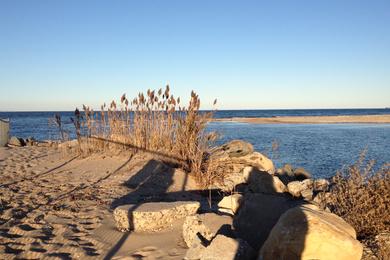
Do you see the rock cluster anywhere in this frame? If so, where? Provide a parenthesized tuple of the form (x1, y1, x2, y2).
(111, 139, 363, 260)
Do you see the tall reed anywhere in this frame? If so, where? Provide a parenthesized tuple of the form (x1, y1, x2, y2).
(73, 85, 217, 178)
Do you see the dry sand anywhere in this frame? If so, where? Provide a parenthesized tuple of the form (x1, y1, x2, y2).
(215, 114, 390, 124)
(0, 145, 201, 259)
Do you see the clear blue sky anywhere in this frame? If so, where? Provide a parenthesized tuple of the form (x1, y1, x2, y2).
(1, 0, 389, 111)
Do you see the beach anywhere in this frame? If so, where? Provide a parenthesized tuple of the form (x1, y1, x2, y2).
(215, 114, 390, 124)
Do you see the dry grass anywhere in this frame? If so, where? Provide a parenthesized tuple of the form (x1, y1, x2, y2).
(71, 86, 217, 179)
(325, 151, 390, 258)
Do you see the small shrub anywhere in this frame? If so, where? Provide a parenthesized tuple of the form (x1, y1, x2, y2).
(325, 152, 390, 258)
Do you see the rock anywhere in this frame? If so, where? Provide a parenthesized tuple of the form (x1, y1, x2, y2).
(211, 140, 254, 158)
(301, 188, 313, 200)
(233, 193, 303, 251)
(276, 164, 296, 184)
(218, 194, 243, 215)
(293, 167, 311, 180)
(8, 136, 25, 147)
(248, 169, 286, 194)
(314, 178, 330, 192)
(208, 141, 275, 192)
(201, 235, 255, 260)
(185, 243, 207, 260)
(259, 204, 363, 260)
(113, 201, 200, 232)
(182, 213, 233, 247)
(287, 179, 313, 198)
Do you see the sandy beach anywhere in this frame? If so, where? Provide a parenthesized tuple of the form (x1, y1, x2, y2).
(0, 145, 202, 259)
(215, 114, 390, 124)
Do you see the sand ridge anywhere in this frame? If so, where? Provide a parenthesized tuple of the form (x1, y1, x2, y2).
(215, 114, 390, 124)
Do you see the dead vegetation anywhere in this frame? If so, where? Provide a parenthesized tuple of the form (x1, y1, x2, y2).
(66, 85, 217, 182)
(324, 152, 390, 258)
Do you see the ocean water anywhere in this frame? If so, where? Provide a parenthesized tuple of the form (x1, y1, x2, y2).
(1, 109, 389, 178)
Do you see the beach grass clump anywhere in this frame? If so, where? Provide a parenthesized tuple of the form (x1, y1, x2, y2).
(74, 85, 217, 179)
(325, 152, 390, 258)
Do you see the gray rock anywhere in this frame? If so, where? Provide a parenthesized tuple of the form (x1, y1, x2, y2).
(211, 140, 254, 158)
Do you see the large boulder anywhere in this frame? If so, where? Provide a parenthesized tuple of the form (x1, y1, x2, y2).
(113, 201, 200, 232)
(218, 194, 243, 215)
(208, 140, 275, 191)
(247, 168, 286, 194)
(233, 193, 303, 251)
(259, 204, 363, 260)
(182, 213, 233, 248)
(313, 178, 330, 192)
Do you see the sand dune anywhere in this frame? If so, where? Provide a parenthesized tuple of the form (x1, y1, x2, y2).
(215, 114, 390, 124)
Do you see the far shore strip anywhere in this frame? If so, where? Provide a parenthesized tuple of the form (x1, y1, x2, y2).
(214, 114, 390, 124)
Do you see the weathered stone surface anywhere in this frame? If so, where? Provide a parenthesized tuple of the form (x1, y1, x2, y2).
(314, 178, 330, 192)
(301, 188, 313, 200)
(233, 193, 303, 251)
(248, 169, 286, 194)
(185, 243, 207, 260)
(294, 167, 312, 180)
(182, 213, 233, 247)
(211, 140, 254, 158)
(8, 136, 25, 147)
(218, 194, 243, 215)
(287, 179, 313, 198)
(259, 204, 363, 260)
(208, 141, 275, 192)
(113, 201, 200, 232)
(201, 235, 255, 260)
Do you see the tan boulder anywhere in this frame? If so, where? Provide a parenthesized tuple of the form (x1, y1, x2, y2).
(182, 213, 233, 248)
(218, 194, 243, 215)
(202, 235, 255, 260)
(287, 179, 313, 199)
(113, 201, 200, 232)
(259, 204, 363, 260)
(314, 178, 330, 192)
(208, 140, 275, 192)
(248, 169, 286, 194)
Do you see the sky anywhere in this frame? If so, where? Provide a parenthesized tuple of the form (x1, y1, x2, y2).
(0, 0, 389, 111)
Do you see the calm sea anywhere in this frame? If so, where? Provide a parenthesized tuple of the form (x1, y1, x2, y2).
(1, 109, 389, 178)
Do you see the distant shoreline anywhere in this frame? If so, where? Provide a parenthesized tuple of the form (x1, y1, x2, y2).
(214, 114, 390, 124)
